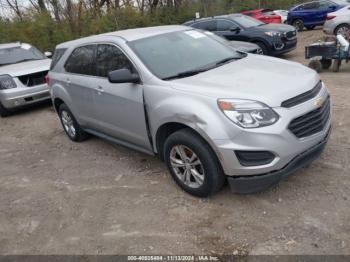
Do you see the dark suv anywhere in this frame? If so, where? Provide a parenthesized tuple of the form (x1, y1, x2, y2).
(184, 14, 297, 56)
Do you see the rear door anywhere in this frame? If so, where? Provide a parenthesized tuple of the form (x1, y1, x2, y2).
(92, 43, 152, 151)
(64, 45, 99, 127)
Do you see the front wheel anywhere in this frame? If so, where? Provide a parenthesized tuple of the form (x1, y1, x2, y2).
(292, 19, 304, 32)
(0, 103, 10, 117)
(308, 59, 322, 73)
(164, 129, 225, 197)
(254, 41, 269, 55)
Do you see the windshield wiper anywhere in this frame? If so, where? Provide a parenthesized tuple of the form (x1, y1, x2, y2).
(162, 68, 209, 81)
(215, 56, 240, 67)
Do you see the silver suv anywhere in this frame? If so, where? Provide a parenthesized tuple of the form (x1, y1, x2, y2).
(0, 42, 51, 117)
(49, 25, 332, 197)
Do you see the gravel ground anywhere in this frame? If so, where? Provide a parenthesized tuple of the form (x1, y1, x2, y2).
(0, 29, 349, 256)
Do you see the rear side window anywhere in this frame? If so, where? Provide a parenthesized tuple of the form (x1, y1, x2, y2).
(50, 48, 67, 70)
(192, 20, 217, 31)
(96, 44, 134, 77)
(65, 45, 96, 76)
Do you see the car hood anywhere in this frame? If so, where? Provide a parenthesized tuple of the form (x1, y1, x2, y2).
(170, 55, 319, 108)
(228, 41, 259, 52)
(0, 59, 51, 77)
(251, 23, 295, 33)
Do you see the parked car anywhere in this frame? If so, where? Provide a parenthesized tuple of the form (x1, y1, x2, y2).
(287, 0, 347, 31)
(0, 42, 52, 117)
(323, 5, 350, 36)
(184, 14, 297, 56)
(241, 9, 282, 24)
(202, 31, 263, 54)
(274, 10, 289, 23)
(49, 25, 331, 197)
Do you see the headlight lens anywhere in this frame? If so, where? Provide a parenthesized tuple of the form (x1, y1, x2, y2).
(265, 31, 281, 37)
(218, 99, 279, 128)
(0, 75, 16, 90)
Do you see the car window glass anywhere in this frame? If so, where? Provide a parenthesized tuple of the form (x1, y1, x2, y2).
(192, 20, 217, 31)
(304, 2, 320, 9)
(96, 44, 134, 78)
(319, 0, 333, 7)
(216, 20, 235, 31)
(65, 45, 95, 75)
(50, 48, 67, 70)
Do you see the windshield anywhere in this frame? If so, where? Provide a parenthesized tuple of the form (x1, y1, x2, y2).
(128, 30, 244, 80)
(231, 15, 265, 28)
(0, 44, 46, 66)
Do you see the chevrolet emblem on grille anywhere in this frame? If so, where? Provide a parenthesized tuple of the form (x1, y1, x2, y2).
(315, 97, 325, 108)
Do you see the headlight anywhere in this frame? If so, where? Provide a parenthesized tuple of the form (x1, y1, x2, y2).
(0, 75, 16, 90)
(218, 99, 279, 128)
(264, 31, 281, 37)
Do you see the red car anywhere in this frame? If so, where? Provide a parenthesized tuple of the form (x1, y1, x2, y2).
(242, 9, 282, 24)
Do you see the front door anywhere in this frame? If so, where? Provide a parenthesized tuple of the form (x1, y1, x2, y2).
(92, 43, 152, 151)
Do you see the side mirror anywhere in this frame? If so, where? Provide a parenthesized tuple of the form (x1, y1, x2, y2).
(108, 68, 140, 84)
(230, 26, 241, 33)
(44, 51, 52, 58)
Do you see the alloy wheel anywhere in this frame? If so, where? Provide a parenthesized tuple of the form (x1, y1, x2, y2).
(61, 110, 76, 138)
(169, 145, 205, 188)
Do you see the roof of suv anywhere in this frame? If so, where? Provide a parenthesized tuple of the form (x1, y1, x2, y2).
(0, 42, 22, 49)
(184, 14, 243, 25)
(56, 25, 189, 48)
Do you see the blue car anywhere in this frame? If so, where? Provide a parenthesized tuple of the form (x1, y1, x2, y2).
(287, 0, 347, 31)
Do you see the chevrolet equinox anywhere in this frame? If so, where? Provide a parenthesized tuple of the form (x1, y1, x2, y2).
(49, 25, 332, 197)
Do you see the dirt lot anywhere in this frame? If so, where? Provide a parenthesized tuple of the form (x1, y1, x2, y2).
(0, 29, 349, 256)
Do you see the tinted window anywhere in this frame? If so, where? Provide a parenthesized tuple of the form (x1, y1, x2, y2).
(0, 44, 46, 66)
(96, 44, 134, 77)
(231, 15, 264, 28)
(302, 2, 320, 9)
(50, 48, 67, 70)
(217, 20, 236, 31)
(320, 0, 333, 7)
(192, 20, 216, 31)
(65, 45, 95, 75)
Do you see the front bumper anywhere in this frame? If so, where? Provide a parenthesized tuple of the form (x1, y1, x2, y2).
(0, 84, 50, 109)
(272, 38, 297, 55)
(227, 126, 331, 194)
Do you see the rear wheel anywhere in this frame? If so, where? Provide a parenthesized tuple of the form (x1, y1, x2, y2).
(0, 103, 10, 117)
(335, 24, 350, 37)
(292, 19, 304, 32)
(164, 129, 225, 197)
(58, 103, 89, 142)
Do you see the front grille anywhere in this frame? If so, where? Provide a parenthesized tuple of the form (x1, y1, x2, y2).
(285, 30, 297, 40)
(288, 96, 331, 138)
(18, 71, 48, 87)
(281, 81, 322, 108)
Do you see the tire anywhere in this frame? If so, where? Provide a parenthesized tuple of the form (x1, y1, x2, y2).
(306, 25, 316, 30)
(308, 59, 322, 73)
(0, 102, 10, 117)
(58, 103, 89, 142)
(335, 24, 350, 37)
(163, 128, 225, 197)
(320, 58, 332, 69)
(332, 59, 341, 72)
(292, 19, 304, 32)
(254, 41, 269, 55)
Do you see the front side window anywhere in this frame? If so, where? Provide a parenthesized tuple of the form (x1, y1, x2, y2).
(65, 45, 96, 76)
(231, 15, 264, 28)
(0, 44, 46, 67)
(128, 30, 244, 80)
(96, 44, 134, 77)
(216, 20, 236, 31)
